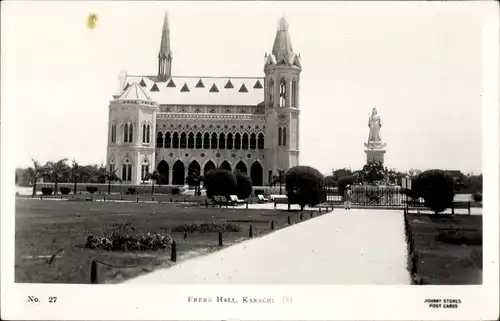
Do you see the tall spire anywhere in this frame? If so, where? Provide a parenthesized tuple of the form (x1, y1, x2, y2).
(267, 17, 300, 68)
(158, 12, 172, 81)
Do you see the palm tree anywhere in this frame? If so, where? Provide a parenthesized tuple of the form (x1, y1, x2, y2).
(144, 170, 160, 195)
(25, 159, 44, 197)
(96, 166, 122, 195)
(69, 160, 92, 195)
(43, 159, 69, 195)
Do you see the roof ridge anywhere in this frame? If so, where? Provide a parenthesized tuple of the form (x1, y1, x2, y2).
(128, 75, 264, 79)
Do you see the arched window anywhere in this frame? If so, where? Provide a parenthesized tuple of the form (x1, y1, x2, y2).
(188, 132, 195, 149)
(227, 133, 234, 149)
(165, 132, 171, 148)
(257, 134, 264, 150)
(235, 133, 241, 149)
(156, 132, 164, 148)
(203, 133, 210, 149)
(211, 133, 218, 149)
(291, 79, 297, 107)
(242, 133, 249, 150)
(279, 77, 286, 108)
(111, 124, 116, 143)
(250, 133, 256, 149)
(172, 132, 179, 148)
(142, 124, 146, 143)
(180, 132, 187, 148)
(219, 133, 226, 149)
(282, 126, 287, 146)
(146, 125, 150, 143)
(124, 124, 129, 142)
(128, 124, 133, 143)
(268, 78, 274, 103)
(278, 127, 282, 146)
(196, 132, 202, 149)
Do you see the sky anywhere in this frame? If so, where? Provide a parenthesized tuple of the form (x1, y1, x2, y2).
(3, 1, 487, 175)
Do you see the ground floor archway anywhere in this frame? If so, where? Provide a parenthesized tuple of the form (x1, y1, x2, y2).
(172, 160, 185, 185)
(235, 161, 247, 174)
(188, 160, 201, 176)
(204, 161, 216, 176)
(157, 160, 169, 185)
(250, 161, 263, 186)
(219, 160, 232, 172)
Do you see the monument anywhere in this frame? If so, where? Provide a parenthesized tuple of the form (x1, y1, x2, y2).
(364, 108, 386, 164)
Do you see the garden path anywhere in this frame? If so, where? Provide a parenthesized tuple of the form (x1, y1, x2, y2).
(124, 209, 411, 284)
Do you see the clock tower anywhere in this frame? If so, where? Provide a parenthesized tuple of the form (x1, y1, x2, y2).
(263, 18, 301, 185)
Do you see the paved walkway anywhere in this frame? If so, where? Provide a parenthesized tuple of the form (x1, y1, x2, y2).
(125, 209, 411, 285)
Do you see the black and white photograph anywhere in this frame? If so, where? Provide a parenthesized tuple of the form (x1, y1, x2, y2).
(1, 1, 498, 320)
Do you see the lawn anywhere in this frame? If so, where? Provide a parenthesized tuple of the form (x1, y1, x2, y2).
(15, 199, 298, 284)
(407, 213, 482, 284)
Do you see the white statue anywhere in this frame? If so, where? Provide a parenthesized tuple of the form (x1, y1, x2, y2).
(367, 108, 382, 143)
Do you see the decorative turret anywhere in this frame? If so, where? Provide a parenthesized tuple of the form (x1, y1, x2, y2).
(157, 13, 173, 81)
(265, 18, 301, 68)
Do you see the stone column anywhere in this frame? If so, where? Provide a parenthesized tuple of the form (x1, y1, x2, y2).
(168, 169, 173, 185)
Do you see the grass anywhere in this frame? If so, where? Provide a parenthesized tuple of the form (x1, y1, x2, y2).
(407, 213, 482, 285)
(15, 199, 297, 284)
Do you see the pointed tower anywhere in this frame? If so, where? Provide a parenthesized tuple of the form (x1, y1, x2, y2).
(263, 17, 301, 185)
(157, 13, 173, 82)
(107, 83, 159, 184)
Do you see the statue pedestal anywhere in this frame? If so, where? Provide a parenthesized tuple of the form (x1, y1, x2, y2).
(364, 142, 386, 164)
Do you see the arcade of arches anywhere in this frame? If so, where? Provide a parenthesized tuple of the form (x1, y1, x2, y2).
(156, 159, 264, 186)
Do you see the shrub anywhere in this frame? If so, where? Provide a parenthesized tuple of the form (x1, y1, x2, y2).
(413, 170, 455, 214)
(337, 176, 354, 197)
(126, 187, 136, 195)
(41, 187, 53, 196)
(171, 187, 180, 195)
(85, 232, 173, 251)
(204, 169, 237, 198)
(86, 186, 98, 194)
(473, 192, 482, 202)
(234, 171, 253, 199)
(285, 166, 325, 210)
(60, 187, 71, 195)
(171, 222, 240, 233)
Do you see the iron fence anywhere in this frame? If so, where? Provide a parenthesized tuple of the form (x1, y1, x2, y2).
(323, 186, 426, 208)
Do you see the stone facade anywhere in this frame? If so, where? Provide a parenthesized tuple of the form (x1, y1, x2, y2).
(106, 14, 301, 186)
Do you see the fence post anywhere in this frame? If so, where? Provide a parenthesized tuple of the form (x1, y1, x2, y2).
(287, 216, 291, 225)
(170, 241, 177, 262)
(183, 231, 187, 239)
(271, 220, 275, 230)
(468, 202, 471, 215)
(90, 260, 98, 284)
(451, 202, 455, 215)
(310, 211, 313, 218)
(300, 212, 303, 221)
(205, 199, 208, 208)
(218, 231, 223, 247)
(249, 225, 253, 237)
(136, 197, 139, 202)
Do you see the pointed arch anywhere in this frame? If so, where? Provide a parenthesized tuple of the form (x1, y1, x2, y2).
(124, 123, 129, 142)
(291, 78, 297, 107)
(227, 133, 234, 149)
(203, 133, 210, 149)
(219, 133, 226, 149)
(268, 78, 274, 103)
(157, 160, 169, 185)
(180, 132, 187, 148)
(249, 133, 257, 150)
(146, 124, 151, 143)
(278, 127, 282, 146)
(220, 160, 232, 171)
(172, 132, 179, 148)
(172, 160, 185, 185)
(282, 127, 287, 146)
(165, 132, 171, 148)
(188, 160, 201, 176)
(235, 161, 247, 174)
(203, 160, 216, 176)
(195, 132, 202, 149)
(188, 132, 195, 149)
(128, 124, 134, 143)
(250, 161, 263, 186)
(258, 133, 264, 150)
(156, 132, 164, 148)
(279, 77, 286, 108)
(142, 124, 147, 143)
(235, 133, 242, 150)
(211, 133, 218, 149)
(242, 133, 249, 150)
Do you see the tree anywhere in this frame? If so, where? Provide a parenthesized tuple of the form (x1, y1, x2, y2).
(285, 166, 325, 211)
(96, 166, 122, 195)
(144, 170, 160, 195)
(25, 159, 45, 197)
(43, 159, 69, 195)
(69, 160, 92, 195)
(234, 171, 253, 199)
(413, 170, 455, 214)
(204, 169, 237, 198)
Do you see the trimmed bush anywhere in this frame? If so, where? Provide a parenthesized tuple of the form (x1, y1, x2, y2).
(171, 187, 180, 195)
(85, 232, 173, 251)
(41, 187, 53, 196)
(204, 169, 237, 198)
(473, 192, 482, 202)
(86, 186, 98, 194)
(413, 170, 455, 214)
(60, 187, 71, 195)
(234, 171, 253, 199)
(285, 166, 325, 210)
